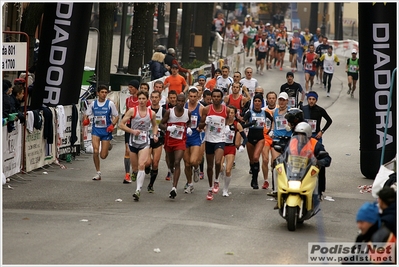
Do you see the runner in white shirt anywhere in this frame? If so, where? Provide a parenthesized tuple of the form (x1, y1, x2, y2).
(216, 65, 234, 97)
(240, 67, 258, 98)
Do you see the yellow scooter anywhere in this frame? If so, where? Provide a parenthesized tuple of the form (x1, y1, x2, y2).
(274, 135, 326, 231)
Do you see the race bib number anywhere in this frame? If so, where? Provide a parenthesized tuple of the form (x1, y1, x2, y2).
(288, 97, 296, 107)
(170, 125, 185, 140)
(131, 130, 148, 144)
(266, 118, 271, 129)
(305, 63, 313, 70)
(278, 43, 285, 50)
(349, 65, 357, 72)
(191, 115, 198, 129)
(275, 115, 288, 130)
(252, 115, 265, 127)
(226, 130, 235, 144)
(94, 116, 107, 128)
(306, 119, 317, 132)
(325, 65, 333, 72)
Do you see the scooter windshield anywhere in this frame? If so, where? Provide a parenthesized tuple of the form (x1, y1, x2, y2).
(282, 135, 317, 181)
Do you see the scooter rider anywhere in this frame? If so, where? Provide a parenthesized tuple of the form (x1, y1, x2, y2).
(287, 122, 332, 203)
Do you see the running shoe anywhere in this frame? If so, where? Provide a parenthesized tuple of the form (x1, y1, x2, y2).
(184, 183, 189, 190)
(267, 191, 277, 197)
(206, 190, 214, 200)
(184, 184, 194, 194)
(327, 93, 330, 97)
(212, 181, 220, 194)
(123, 173, 132, 184)
(222, 189, 229, 197)
(133, 190, 140, 201)
(351, 92, 354, 98)
(169, 187, 177, 199)
(347, 89, 351, 94)
(232, 161, 236, 169)
(92, 173, 101, 181)
(131, 172, 137, 182)
(262, 180, 269, 190)
(199, 172, 204, 180)
(147, 184, 154, 193)
(193, 167, 200, 183)
(279, 67, 283, 71)
(165, 171, 171, 181)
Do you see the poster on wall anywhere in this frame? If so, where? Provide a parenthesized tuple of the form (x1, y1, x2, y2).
(25, 124, 45, 173)
(2, 123, 22, 177)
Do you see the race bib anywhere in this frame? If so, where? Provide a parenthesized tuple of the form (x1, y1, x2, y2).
(325, 65, 333, 72)
(170, 125, 185, 140)
(94, 116, 107, 128)
(226, 130, 235, 144)
(349, 65, 357, 72)
(252, 115, 265, 127)
(266, 118, 271, 129)
(306, 119, 317, 132)
(191, 115, 198, 129)
(131, 130, 148, 144)
(276, 115, 288, 130)
(305, 63, 313, 70)
(288, 97, 296, 107)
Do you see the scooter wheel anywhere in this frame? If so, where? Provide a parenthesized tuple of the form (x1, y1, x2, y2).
(286, 206, 298, 231)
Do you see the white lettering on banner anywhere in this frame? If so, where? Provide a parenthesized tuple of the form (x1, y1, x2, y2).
(2, 43, 27, 71)
(25, 125, 45, 173)
(43, 3, 73, 105)
(372, 23, 393, 149)
(57, 105, 81, 155)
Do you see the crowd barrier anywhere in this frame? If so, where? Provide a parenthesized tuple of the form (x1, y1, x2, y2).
(2, 34, 358, 178)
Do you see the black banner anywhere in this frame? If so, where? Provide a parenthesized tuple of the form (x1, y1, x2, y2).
(359, 3, 397, 179)
(31, 3, 92, 109)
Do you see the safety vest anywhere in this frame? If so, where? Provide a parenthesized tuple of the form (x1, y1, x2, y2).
(289, 137, 318, 158)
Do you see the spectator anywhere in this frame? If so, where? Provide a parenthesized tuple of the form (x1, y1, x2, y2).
(377, 186, 397, 236)
(9, 84, 25, 124)
(3, 80, 13, 125)
(149, 50, 168, 81)
(164, 48, 190, 77)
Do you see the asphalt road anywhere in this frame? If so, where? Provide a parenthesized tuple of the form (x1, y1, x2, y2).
(2, 42, 376, 265)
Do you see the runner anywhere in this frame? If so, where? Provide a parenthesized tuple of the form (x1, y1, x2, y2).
(82, 85, 119, 181)
(183, 87, 204, 193)
(220, 105, 248, 196)
(159, 94, 191, 199)
(199, 89, 230, 200)
(302, 44, 319, 93)
(118, 91, 158, 201)
(144, 90, 166, 193)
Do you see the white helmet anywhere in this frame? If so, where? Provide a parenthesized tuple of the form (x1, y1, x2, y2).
(294, 122, 312, 138)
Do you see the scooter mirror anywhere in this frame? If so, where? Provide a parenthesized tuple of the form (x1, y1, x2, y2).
(317, 151, 329, 159)
(274, 145, 283, 153)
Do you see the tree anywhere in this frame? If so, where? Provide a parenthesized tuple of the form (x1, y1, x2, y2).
(98, 3, 117, 85)
(20, 3, 45, 67)
(168, 3, 179, 50)
(181, 3, 194, 64)
(193, 3, 214, 62)
(309, 3, 319, 33)
(144, 3, 156, 65)
(127, 3, 148, 74)
(157, 3, 166, 35)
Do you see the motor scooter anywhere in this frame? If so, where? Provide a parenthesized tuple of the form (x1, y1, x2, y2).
(274, 135, 327, 231)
